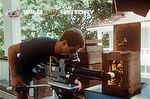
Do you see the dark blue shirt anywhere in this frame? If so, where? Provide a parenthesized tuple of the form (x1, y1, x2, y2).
(16, 37, 59, 82)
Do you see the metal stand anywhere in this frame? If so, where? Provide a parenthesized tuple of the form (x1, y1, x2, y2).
(6, 80, 78, 99)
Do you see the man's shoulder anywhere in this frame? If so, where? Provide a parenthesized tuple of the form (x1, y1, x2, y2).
(33, 37, 56, 40)
(31, 37, 57, 43)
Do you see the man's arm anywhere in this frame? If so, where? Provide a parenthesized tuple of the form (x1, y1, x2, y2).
(8, 43, 20, 77)
(8, 43, 25, 91)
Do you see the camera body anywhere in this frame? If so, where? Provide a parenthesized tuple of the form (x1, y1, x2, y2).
(46, 52, 80, 84)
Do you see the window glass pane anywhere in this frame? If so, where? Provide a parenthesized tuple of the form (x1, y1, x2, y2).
(146, 66, 150, 73)
(141, 65, 145, 73)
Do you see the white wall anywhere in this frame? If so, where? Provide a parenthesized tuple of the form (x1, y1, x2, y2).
(0, 59, 9, 81)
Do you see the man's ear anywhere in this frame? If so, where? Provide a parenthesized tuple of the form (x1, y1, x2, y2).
(62, 40, 67, 46)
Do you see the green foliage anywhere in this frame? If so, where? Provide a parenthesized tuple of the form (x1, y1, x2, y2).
(102, 32, 109, 48)
(0, 0, 113, 56)
(20, 0, 113, 40)
(85, 31, 97, 39)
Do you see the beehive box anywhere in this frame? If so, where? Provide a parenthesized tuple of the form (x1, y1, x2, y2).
(77, 40, 103, 93)
(113, 22, 141, 52)
(78, 39, 102, 66)
(102, 51, 141, 98)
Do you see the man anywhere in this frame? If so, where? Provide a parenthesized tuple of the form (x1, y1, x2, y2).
(8, 28, 85, 99)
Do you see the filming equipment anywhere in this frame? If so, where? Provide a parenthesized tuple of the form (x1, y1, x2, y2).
(7, 51, 120, 95)
(46, 52, 119, 85)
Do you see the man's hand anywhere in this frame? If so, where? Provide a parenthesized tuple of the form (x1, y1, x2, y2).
(74, 79, 82, 91)
(11, 76, 25, 92)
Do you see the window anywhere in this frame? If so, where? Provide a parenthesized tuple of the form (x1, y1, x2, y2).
(141, 65, 145, 73)
(146, 66, 150, 73)
(102, 32, 110, 48)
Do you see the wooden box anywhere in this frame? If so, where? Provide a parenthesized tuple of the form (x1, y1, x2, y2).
(102, 51, 141, 98)
(33, 78, 52, 99)
(113, 22, 141, 52)
(78, 39, 102, 66)
(77, 40, 103, 93)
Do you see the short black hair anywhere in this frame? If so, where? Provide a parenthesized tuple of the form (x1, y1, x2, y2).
(60, 28, 85, 48)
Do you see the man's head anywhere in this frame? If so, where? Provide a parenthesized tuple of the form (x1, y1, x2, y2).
(58, 28, 85, 55)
